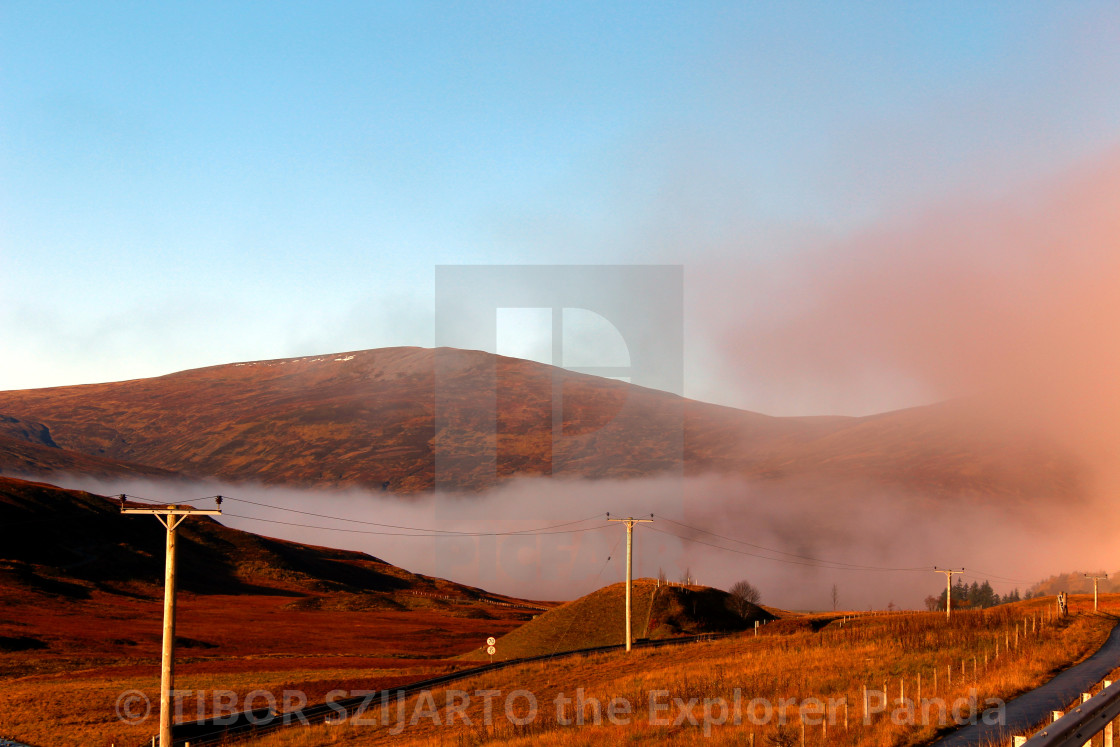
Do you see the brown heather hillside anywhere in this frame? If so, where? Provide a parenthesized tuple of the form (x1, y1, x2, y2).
(0, 476, 551, 746)
(0, 346, 1086, 500)
(0, 476, 540, 614)
(0, 432, 179, 481)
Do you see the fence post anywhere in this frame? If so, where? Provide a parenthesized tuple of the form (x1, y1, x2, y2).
(1081, 693, 1092, 746)
(1106, 681, 1115, 747)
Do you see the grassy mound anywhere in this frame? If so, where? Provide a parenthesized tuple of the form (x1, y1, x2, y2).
(465, 578, 774, 660)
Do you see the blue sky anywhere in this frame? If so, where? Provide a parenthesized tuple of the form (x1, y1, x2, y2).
(2, 1, 1118, 414)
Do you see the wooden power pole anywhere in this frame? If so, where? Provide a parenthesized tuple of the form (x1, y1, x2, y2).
(1086, 573, 1108, 612)
(121, 496, 222, 747)
(934, 567, 964, 620)
(608, 515, 652, 651)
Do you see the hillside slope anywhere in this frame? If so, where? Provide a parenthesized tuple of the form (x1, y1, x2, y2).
(0, 431, 179, 482)
(0, 346, 1085, 500)
(0, 475, 535, 609)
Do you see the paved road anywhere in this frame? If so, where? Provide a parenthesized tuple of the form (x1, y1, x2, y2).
(931, 619, 1120, 746)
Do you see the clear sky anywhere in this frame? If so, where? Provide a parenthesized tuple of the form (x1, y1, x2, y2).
(2, 1, 1119, 415)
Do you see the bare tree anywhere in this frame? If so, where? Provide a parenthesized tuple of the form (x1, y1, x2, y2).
(831, 584, 839, 611)
(729, 580, 762, 616)
(657, 567, 667, 585)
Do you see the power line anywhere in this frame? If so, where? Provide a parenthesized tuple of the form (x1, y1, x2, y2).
(548, 533, 623, 661)
(960, 568, 1035, 585)
(221, 512, 613, 538)
(220, 498, 1028, 580)
(212, 495, 606, 536)
(78, 493, 1042, 584)
(120, 493, 216, 504)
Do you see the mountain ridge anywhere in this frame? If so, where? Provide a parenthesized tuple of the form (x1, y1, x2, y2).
(0, 346, 1085, 502)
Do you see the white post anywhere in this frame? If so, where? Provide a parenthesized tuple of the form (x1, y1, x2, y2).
(1103, 687, 1113, 747)
(1081, 693, 1093, 747)
(1082, 693, 1092, 747)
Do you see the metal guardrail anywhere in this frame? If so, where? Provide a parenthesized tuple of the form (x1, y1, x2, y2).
(1023, 680, 1120, 746)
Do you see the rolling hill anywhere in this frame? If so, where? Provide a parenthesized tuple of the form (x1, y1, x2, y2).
(0, 475, 538, 610)
(463, 578, 774, 660)
(0, 346, 1085, 501)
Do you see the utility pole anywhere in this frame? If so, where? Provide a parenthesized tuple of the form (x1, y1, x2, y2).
(608, 514, 652, 651)
(1086, 573, 1108, 612)
(121, 496, 222, 747)
(934, 567, 965, 620)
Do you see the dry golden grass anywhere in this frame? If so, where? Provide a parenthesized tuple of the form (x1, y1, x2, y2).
(0, 663, 463, 747)
(239, 596, 1119, 746)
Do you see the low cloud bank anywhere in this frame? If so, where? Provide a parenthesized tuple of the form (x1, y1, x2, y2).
(49, 472, 1112, 611)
